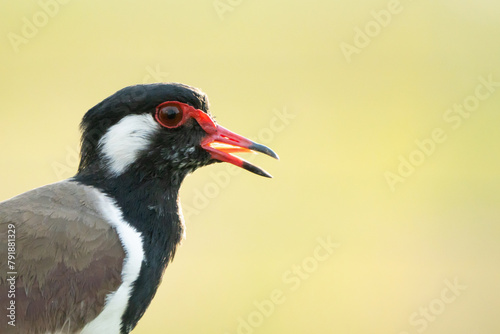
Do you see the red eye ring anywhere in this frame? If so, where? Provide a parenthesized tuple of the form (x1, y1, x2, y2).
(155, 101, 195, 128)
(155, 101, 218, 132)
(156, 103, 184, 128)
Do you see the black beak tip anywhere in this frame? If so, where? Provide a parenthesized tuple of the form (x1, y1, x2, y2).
(269, 150, 280, 160)
(242, 161, 273, 178)
(249, 143, 280, 160)
(262, 172, 273, 178)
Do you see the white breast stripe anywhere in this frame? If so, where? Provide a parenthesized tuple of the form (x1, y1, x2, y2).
(80, 190, 144, 334)
(99, 114, 160, 176)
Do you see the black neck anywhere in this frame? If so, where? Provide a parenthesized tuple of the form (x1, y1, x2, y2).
(73, 168, 187, 333)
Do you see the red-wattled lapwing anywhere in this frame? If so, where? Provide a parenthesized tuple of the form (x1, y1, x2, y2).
(0, 83, 278, 334)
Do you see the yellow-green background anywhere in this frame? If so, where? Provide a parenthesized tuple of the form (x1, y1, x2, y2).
(1, 1, 499, 333)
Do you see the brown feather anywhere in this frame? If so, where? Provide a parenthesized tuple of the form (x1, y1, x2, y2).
(0, 181, 125, 334)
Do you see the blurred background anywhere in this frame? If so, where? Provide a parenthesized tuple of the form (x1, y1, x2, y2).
(1, 1, 500, 333)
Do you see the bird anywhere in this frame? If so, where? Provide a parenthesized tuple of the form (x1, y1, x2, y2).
(0, 83, 278, 334)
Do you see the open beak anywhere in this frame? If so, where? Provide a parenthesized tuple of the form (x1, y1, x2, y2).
(189, 108, 278, 177)
(200, 124, 279, 178)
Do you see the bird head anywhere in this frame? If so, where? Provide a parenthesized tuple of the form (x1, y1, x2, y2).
(77, 83, 278, 183)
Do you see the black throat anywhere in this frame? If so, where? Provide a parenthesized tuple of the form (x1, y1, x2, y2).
(73, 167, 187, 333)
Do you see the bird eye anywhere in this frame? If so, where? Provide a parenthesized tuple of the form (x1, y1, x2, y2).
(156, 105, 184, 128)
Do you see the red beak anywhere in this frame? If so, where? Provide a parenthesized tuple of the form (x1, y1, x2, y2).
(191, 110, 279, 178)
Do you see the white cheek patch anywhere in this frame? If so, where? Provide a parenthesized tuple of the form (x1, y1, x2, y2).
(99, 114, 160, 176)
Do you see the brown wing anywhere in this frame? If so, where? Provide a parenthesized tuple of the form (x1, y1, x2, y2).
(0, 181, 125, 334)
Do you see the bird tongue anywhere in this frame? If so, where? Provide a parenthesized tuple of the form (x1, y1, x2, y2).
(200, 124, 279, 178)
